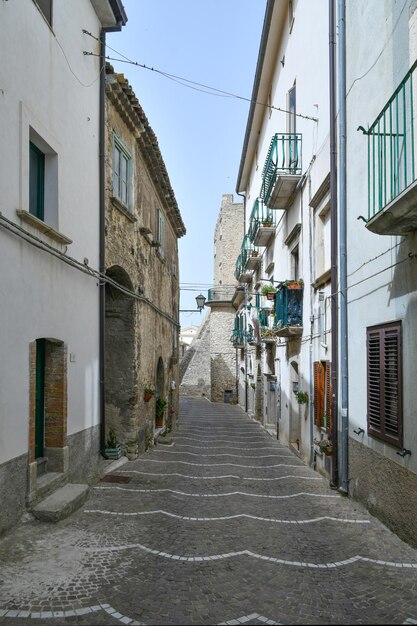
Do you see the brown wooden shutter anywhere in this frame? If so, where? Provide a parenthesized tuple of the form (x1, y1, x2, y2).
(367, 322, 402, 448)
(325, 362, 333, 432)
(314, 361, 324, 428)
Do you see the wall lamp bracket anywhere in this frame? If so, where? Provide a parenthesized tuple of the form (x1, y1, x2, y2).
(396, 448, 412, 458)
(353, 427, 365, 435)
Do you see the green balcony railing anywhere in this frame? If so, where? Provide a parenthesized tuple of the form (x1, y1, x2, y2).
(364, 59, 416, 219)
(260, 133, 302, 206)
(248, 198, 276, 244)
(234, 253, 244, 281)
(274, 284, 303, 330)
(230, 314, 246, 347)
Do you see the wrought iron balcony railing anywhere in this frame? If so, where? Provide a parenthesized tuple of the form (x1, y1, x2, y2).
(260, 133, 302, 209)
(273, 282, 303, 337)
(248, 198, 276, 247)
(362, 60, 417, 235)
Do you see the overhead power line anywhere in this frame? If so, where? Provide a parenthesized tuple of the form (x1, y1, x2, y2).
(82, 31, 318, 122)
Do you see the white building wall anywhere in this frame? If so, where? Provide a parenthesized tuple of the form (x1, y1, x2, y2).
(238, 0, 330, 462)
(345, 0, 417, 545)
(0, 0, 120, 533)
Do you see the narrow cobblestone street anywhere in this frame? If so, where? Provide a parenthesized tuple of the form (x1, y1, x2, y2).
(1, 398, 417, 625)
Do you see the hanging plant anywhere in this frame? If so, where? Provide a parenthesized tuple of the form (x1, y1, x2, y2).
(314, 438, 333, 456)
(295, 390, 309, 404)
(144, 385, 155, 402)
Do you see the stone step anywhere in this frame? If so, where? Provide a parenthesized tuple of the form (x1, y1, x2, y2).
(31, 483, 89, 523)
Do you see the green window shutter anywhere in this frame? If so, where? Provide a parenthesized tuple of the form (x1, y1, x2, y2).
(29, 142, 45, 221)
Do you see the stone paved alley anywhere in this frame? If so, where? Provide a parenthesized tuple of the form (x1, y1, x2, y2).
(1, 398, 417, 625)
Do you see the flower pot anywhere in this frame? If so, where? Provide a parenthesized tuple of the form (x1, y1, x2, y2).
(324, 448, 333, 456)
(105, 444, 122, 460)
(266, 292, 276, 301)
(144, 392, 153, 402)
(287, 282, 302, 289)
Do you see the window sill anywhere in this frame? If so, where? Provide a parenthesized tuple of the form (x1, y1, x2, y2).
(110, 196, 137, 223)
(313, 269, 331, 290)
(16, 210, 72, 245)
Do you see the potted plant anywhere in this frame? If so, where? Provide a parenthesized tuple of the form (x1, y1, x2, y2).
(283, 278, 304, 289)
(144, 385, 155, 402)
(105, 427, 122, 460)
(314, 438, 333, 456)
(261, 284, 277, 301)
(262, 216, 273, 227)
(251, 250, 259, 257)
(295, 390, 309, 404)
(155, 397, 167, 429)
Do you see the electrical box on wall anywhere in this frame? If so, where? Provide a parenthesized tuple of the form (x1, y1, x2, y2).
(170, 380, 176, 390)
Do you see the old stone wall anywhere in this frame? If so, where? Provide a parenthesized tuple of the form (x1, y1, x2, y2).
(104, 68, 183, 458)
(209, 306, 237, 403)
(179, 315, 211, 398)
(349, 437, 417, 548)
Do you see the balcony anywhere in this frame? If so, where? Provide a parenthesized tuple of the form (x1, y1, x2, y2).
(248, 198, 276, 247)
(362, 60, 417, 235)
(206, 286, 236, 307)
(274, 282, 303, 337)
(230, 328, 245, 349)
(261, 133, 302, 210)
(234, 253, 252, 283)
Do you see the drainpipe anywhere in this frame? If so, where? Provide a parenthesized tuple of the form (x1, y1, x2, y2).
(338, 0, 349, 495)
(236, 190, 248, 412)
(99, 29, 106, 455)
(329, 0, 339, 488)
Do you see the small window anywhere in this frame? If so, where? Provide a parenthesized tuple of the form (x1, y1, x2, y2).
(157, 209, 165, 257)
(288, 84, 296, 135)
(34, 0, 53, 26)
(367, 322, 403, 448)
(113, 137, 131, 207)
(29, 142, 45, 220)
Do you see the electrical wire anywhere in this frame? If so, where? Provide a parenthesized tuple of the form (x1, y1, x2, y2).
(346, 0, 408, 99)
(54, 31, 104, 88)
(81, 30, 318, 122)
(0, 212, 180, 328)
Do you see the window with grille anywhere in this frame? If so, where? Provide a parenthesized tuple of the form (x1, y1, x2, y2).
(367, 322, 402, 448)
(313, 361, 332, 431)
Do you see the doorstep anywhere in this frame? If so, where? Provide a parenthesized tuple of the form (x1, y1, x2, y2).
(31, 483, 89, 523)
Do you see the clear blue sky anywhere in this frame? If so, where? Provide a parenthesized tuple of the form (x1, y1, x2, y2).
(107, 1, 266, 327)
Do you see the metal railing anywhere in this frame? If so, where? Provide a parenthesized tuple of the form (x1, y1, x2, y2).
(364, 60, 416, 219)
(260, 133, 302, 206)
(274, 285, 303, 329)
(248, 198, 276, 244)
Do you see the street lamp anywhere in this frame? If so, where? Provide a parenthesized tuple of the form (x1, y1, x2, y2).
(179, 293, 207, 313)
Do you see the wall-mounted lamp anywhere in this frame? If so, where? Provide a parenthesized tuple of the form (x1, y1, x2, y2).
(353, 427, 365, 435)
(179, 293, 207, 314)
(396, 448, 412, 458)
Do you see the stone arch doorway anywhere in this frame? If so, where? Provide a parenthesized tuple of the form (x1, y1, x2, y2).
(155, 357, 165, 429)
(105, 266, 136, 455)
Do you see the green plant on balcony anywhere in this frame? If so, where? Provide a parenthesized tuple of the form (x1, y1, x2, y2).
(262, 217, 273, 227)
(261, 284, 277, 297)
(282, 278, 304, 289)
(260, 327, 278, 339)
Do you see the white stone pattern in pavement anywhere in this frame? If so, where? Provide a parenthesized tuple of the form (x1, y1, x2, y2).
(0, 605, 142, 624)
(218, 613, 280, 625)
(95, 485, 342, 499)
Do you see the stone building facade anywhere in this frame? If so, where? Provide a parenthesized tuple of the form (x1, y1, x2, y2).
(206, 194, 244, 403)
(105, 65, 185, 458)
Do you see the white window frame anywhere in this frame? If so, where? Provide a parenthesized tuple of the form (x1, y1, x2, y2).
(113, 136, 132, 208)
(157, 209, 165, 258)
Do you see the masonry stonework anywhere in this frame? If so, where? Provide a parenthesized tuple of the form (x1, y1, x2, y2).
(105, 66, 185, 458)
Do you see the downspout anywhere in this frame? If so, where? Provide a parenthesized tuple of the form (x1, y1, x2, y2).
(99, 29, 106, 455)
(329, 0, 339, 488)
(338, 0, 349, 495)
(236, 190, 248, 413)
